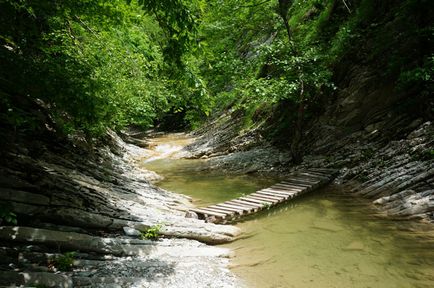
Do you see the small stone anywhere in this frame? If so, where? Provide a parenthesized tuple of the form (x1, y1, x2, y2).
(205, 216, 217, 223)
(122, 227, 141, 237)
(185, 211, 198, 219)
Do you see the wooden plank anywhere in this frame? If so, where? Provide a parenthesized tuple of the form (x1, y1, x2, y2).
(217, 203, 254, 212)
(205, 206, 237, 216)
(209, 205, 243, 214)
(212, 204, 249, 215)
(256, 191, 291, 199)
(248, 195, 279, 203)
(226, 200, 261, 209)
(224, 201, 259, 212)
(271, 186, 306, 193)
(257, 189, 287, 195)
(253, 191, 290, 200)
(251, 193, 284, 201)
(261, 190, 299, 199)
(190, 208, 226, 218)
(269, 185, 305, 191)
(226, 199, 260, 207)
(252, 192, 285, 200)
(240, 197, 273, 205)
(258, 189, 296, 198)
(249, 197, 280, 205)
(261, 187, 300, 193)
(190, 169, 337, 224)
(195, 207, 228, 217)
(240, 196, 273, 204)
(229, 199, 263, 208)
(259, 189, 297, 197)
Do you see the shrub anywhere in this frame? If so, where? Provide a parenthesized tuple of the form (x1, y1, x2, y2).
(141, 224, 162, 240)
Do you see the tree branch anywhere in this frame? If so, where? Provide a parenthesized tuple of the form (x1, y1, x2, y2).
(342, 0, 352, 13)
(74, 15, 100, 38)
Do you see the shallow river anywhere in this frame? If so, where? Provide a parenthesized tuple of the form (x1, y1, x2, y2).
(142, 134, 434, 288)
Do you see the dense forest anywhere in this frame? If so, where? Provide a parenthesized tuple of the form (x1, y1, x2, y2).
(1, 0, 432, 143)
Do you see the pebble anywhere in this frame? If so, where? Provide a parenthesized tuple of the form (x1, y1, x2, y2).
(122, 227, 142, 237)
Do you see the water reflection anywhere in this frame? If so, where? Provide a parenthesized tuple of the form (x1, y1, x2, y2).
(142, 135, 434, 288)
(225, 188, 434, 288)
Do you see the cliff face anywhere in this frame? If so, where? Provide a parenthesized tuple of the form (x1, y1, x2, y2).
(0, 116, 240, 286)
(299, 62, 434, 222)
(297, 2, 433, 221)
(184, 1, 434, 222)
(303, 84, 433, 222)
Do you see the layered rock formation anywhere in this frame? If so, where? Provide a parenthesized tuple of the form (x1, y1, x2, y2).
(0, 130, 241, 287)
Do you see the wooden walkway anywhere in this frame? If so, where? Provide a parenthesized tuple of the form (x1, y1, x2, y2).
(189, 168, 338, 223)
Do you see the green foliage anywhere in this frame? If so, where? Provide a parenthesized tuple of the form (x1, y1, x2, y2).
(197, 0, 337, 136)
(51, 252, 76, 271)
(0, 0, 210, 137)
(136, 0, 203, 64)
(414, 149, 434, 161)
(1, 0, 431, 140)
(398, 55, 434, 96)
(195, 0, 432, 146)
(141, 224, 162, 240)
(0, 206, 17, 225)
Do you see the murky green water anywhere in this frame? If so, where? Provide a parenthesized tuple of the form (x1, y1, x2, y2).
(142, 134, 434, 288)
(225, 189, 434, 288)
(144, 158, 277, 207)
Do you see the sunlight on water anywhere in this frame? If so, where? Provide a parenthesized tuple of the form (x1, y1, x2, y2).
(143, 144, 185, 163)
(144, 158, 276, 206)
(143, 133, 194, 163)
(224, 188, 434, 288)
(142, 135, 434, 288)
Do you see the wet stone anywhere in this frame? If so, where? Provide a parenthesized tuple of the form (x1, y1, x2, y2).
(123, 227, 141, 237)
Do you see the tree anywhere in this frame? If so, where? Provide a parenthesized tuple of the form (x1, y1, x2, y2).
(276, 0, 308, 164)
(136, 0, 202, 65)
(0, 0, 208, 137)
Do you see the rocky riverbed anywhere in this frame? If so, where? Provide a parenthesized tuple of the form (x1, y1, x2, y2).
(0, 108, 432, 287)
(0, 131, 241, 287)
(183, 112, 434, 223)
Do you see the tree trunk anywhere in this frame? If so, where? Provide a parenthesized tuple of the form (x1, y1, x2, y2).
(290, 78, 304, 164)
(277, 0, 305, 164)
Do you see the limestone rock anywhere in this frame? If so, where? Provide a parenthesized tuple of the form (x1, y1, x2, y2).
(185, 211, 199, 219)
(123, 226, 142, 237)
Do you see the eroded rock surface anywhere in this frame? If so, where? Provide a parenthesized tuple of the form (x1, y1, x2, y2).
(0, 130, 241, 287)
(183, 109, 434, 223)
